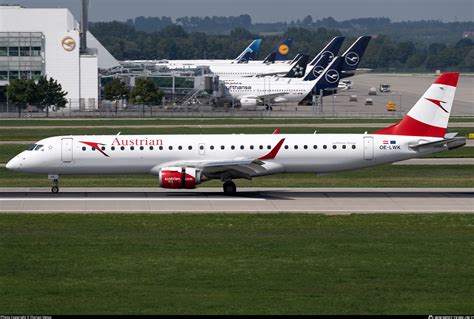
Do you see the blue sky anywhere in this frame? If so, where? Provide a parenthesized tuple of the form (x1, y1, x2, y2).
(1, 0, 473, 22)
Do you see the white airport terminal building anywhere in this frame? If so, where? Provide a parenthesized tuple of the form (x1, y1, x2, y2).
(0, 4, 119, 110)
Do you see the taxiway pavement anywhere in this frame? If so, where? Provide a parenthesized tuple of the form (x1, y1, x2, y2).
(1, 187, 472, 214)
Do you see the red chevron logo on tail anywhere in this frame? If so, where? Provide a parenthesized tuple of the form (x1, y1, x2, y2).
(425, 98, 449, 113)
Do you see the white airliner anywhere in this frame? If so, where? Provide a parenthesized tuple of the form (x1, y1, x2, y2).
(6, 73, 465, 194)
(223, 54, 342, 109)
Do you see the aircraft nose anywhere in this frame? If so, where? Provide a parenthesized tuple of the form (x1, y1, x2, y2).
(6, 157, 18, 171)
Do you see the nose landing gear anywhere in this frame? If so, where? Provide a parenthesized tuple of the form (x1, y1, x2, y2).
(48, 174, 60, 193)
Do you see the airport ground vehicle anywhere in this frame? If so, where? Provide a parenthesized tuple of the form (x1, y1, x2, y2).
(6, 73, 464, 194)
(365, 98, 373, 105)
(368, 87, 377, 95)
(380, 83, 391, 92)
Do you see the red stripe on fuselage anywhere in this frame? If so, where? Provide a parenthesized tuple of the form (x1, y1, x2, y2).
(372, 116, 446, 137)
(79, 141, 109, 157)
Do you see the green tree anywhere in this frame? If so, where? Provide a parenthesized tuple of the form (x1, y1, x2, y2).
(104, 78, 129, 101)
(43, 77, 68, 116)
(7, 77, 68, 117)
(130, 78, 163, 106)
(5, 79, 37, 118)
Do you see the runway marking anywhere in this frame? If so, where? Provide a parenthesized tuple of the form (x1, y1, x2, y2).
(0, 197, 265, 201)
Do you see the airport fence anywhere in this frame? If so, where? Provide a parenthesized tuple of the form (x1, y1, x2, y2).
(0, 92, 450, 119)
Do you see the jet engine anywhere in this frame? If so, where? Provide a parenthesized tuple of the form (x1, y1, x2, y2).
(159, 167, 202, 189)
(239, 98, 259, 107)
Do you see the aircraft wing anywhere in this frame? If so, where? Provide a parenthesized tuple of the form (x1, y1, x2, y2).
(149, 138, 286, 180)
(244, 92, 289, 100)
(250, 71, 288, 77)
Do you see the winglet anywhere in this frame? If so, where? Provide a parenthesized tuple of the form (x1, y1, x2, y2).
(258, 138, 285, 160)
(273, 128, 281, 134)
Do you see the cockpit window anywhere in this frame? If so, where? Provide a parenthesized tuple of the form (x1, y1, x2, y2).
(34, 145, 44, 151)
(26, 144, 37, 151)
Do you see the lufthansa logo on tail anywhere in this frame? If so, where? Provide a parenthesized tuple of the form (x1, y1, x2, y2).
(279, 44, 289, 55)
(312, 66, 324, 78)
(322, 51, 335, 61)
(325, 69, 340, 83)
(345, 52, 360, 66)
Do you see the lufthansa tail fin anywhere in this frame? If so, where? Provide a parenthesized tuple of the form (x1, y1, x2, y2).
(288, 53, 303, 65)
(235, 39, 262, 63)
(340, 36, 371, 75)
(373, 73, 459, 138)
(263, 38, 293, 63)
(303, 53, 332, 81)
(311, 56, 344, 96)
(283, 54, 309, 78)
(309, 36, 345, 66)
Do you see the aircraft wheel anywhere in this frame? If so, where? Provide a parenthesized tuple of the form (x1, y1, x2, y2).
(51, 186, 59, 193)
(223, 181, 237, 195)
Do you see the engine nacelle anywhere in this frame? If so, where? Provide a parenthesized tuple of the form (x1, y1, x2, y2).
(159, 167, 202, 189)
(240, 98, 259, 107)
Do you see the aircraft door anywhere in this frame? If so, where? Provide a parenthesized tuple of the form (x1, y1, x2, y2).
(198, 143, 206, 155)
(363, 137, 374, 160)
(61, 138, 73, 162)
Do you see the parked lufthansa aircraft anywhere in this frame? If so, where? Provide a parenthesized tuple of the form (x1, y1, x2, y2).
(6, 73, 465, 194)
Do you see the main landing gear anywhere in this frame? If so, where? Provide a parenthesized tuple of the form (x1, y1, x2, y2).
(49, 174, 60, 193)
(223, 181, 237, 195)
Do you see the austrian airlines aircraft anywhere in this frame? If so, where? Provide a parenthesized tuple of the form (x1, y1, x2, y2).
(6, 73, 465, 194)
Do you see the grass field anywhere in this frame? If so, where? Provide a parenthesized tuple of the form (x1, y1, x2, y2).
(1, 165, 472, 188)
(0, 117, 473, 127)
(0, 213, 472, 314)
(0, 126, 472, 141)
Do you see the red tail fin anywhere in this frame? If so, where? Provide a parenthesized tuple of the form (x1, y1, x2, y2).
(373, 72, 459, 137)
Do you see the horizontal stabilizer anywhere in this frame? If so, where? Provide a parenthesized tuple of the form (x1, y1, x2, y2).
(408, 138, 466, 151)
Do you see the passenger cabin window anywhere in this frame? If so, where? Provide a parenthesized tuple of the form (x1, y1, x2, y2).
(333, 145, 337, 149)
(121, 146, 125, 151)
(199, 145, 204, 150)
(352, 145, 356, 149)
(323, 145, 327, 149)
(149, 146, 154, 150)
(111, 146, 115, 151)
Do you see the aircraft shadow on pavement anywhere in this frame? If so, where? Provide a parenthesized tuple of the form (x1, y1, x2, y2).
(1, 191, 472, 201)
